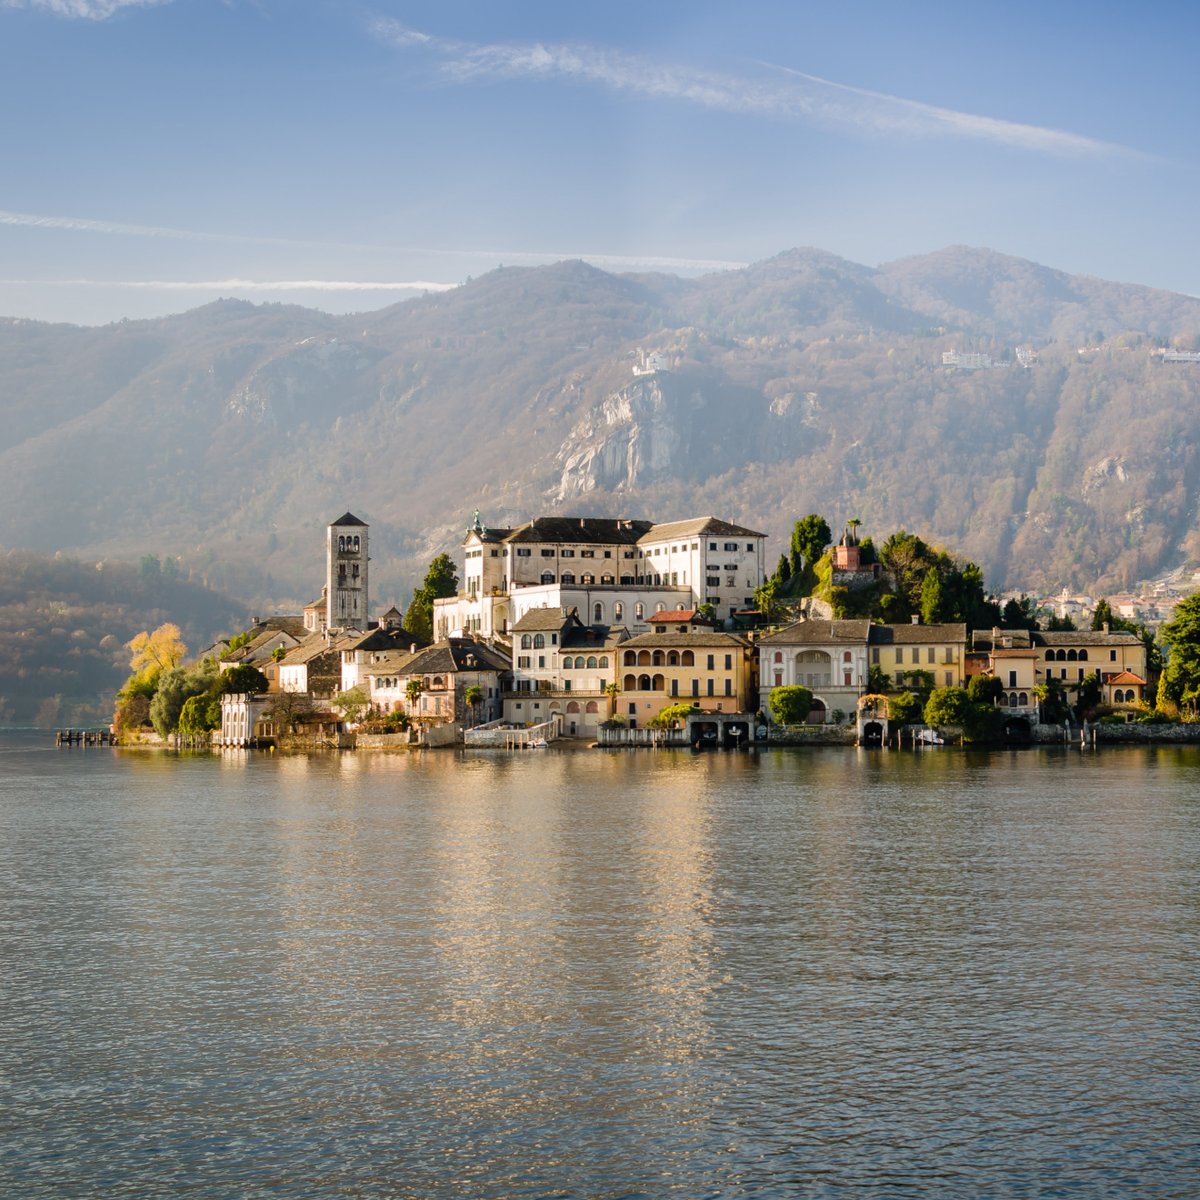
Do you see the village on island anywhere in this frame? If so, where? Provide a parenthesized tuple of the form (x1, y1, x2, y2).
(95, 502, 1200, 754)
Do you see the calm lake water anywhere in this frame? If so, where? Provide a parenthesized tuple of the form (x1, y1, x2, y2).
(2, 736, 1198, 1198)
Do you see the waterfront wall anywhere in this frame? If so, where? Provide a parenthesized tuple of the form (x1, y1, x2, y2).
(768, 725, 857, 746)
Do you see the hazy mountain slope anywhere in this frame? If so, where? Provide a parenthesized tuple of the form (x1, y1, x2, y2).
(2, 247, 1199, 603)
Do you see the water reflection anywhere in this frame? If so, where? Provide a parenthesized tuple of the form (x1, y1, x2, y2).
(1, 742, 1198, 1197)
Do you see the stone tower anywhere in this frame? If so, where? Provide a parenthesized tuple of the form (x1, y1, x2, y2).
(326, 512, 369, 630)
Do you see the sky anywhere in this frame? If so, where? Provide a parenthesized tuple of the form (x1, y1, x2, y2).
(1, 0, 1198, 326)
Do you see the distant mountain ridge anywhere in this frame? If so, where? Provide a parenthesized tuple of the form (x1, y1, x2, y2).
(2, 245, 1199, 605)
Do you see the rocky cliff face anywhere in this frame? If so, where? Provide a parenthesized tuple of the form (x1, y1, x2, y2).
(555, 375, 685, 498)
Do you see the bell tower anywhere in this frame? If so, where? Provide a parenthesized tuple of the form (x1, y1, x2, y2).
(326, 512, 369, 630)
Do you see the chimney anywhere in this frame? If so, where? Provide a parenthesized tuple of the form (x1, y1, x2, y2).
(1103, 622, 1110, 634)
(911, 614, 920, 624)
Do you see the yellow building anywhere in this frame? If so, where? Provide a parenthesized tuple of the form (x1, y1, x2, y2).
(617, 632, 755, 728)
(869, 622, 968, 690)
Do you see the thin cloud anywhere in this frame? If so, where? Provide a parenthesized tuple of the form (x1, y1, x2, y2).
(0, 208, 745, 272)
(1, 0, 170, 18)
(370, 18, 1129, 159)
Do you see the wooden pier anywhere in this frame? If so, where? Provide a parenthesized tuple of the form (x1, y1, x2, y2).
(55, 729, 113, 747)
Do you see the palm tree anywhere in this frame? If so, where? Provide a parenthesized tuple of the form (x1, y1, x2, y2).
(604, 681, 621, 720)
(463, 684, 484, 727)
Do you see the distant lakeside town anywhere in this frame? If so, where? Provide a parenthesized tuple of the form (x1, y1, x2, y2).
(104, 508, 1200, 753)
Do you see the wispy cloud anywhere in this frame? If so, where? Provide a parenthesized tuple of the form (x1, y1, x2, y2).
(369, 18, 1129, 159)
(1, 0, 170, 18)
(0, 208, 745, 272)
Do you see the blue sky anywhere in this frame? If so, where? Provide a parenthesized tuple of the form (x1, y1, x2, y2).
(1, 0, 1197, 325)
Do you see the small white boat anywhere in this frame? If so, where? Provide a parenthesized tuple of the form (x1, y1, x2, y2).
(916, 728, 944, 746)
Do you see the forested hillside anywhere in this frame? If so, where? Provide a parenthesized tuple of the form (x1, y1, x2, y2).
(0, 551, 244, 727)
(2, 245, 1199, 605)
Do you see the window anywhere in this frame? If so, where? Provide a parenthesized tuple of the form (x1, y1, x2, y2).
(725, 679, 732, 696)
(518, 655, 530, 668)
(872, 647, 880, 664)
(927, 647, 935, 664)
(587, 656, 598, 669)
(709, 542, 717, 550)
(1110, 650, 1117, 662)
(520, 634, 531, 650)
(707, 679, 715, 696)
(593, 603, 602, 621)
(724, 542, 738, 551)
(517, 548, 531, 557)
(724, 654, 732, 669)
(614, 603, 624, 621)
(635, 603, 644, 619)
(601, 574, 614, 585)
(581, 550, 594, 558)
(746, 543, 753, 552)
(561, 572, 575, 585)
(707, 654, 714, 670)
(538, 656, 545, 668)
(533, 634, 545, 648)
(671, 679, 679, 696)
(945, 672, 953, 686)
(541, 548, 554, 558)
(896, 648, 904, 665)
(541, 572, 555, 584)
(561, 549, 575, 558)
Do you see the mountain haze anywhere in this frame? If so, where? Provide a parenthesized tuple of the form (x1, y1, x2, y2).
(3, 247, 1200, 606)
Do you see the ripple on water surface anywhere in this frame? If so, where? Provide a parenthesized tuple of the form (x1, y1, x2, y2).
(1, 740, 1198, 1197)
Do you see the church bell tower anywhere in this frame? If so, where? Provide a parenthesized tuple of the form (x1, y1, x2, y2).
(326, 512, 369, 630)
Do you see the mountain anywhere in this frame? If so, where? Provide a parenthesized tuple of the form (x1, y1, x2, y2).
(3, 247, 1200, 604)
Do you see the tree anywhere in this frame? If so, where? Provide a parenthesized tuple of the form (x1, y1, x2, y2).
(648, 702, 699, 730)
(405, 678, 424, 715)
(1035, 678, 1070, 725)
(604, 681, 621, 718)
(769, 685, 814, 725)
(924, 686, 970, 728)
(332, 685, 370, 725)
(1002, 596, 1039, 631)
(887, 690, 920, 724)
(149, 661, 216, 738)
(266, 690, 315, 734)
(920, 570, 945, 625)
(405, 553, 459, 642)
(464, 683, 484, 726)
(789, 514, 831, 591)
(1075, 672, 1102, 720)
(221, 664, 269, 695)
(128, 623, 187, 678)
(967, 674, 1004, 704)
(1091, 598, 1115, 631)
(1157, 592, 1200, 714)
(178, 693, 220, 736)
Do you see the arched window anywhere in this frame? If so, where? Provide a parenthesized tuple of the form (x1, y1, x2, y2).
(582, 573, 594, 586)
(566, 701, 581, 713)
(541, 571, 555, 584)
(432, 676, 444, 688)
(594, 603, 603, 622)
(681, 650, 695, 667)
(652, 674, 665, 691)
(521, 634, 532, 650)
(533, 634, 545, 649)
(586, 656, 598, 669)
(624, 651, 636, 666)
(614, 603, 624, 621)
(655, 602, 666, 613)
(638, 674, 651, 690)
(601, 574, 614, 585)
(1067, 649, 1077, 662)
(1019, 692, 1028, 706)
(338, 535, 345, 551)
(561, 572, 576, 585)
(774, 651, 783, 663)
(353, 536, 360, 552)
(599, 656, 608, 668)
(623, 674, 636, 690)
(1046, 650, 1056, 661)
(652, 650, 664, 666)
(843, 651, 853, 663)
(637, 650, 651, 666)
(1078, 649, 1088, 661)
(635, 603, 644, 619)
(668, 651, 679, 666)
(585, 701, 599, 713)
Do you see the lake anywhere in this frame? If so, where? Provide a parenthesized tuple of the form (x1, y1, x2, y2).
(2, 737, 1198, 1197)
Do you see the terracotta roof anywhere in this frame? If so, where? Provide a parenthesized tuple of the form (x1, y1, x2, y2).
(1103, 670, 1147, 685)
(759, 619, 872, 645)
(640, 516, 766, 542)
